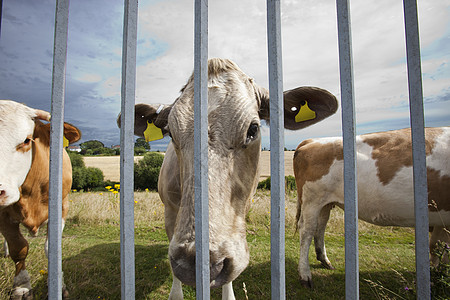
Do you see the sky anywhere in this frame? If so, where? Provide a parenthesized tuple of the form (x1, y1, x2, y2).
(0, 0, 449, 151)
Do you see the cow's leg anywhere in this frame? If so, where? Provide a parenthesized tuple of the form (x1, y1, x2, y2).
(0, 218, 32, 300)
(222, 281, 235, 300)
(168, 274, 183, 300)
(430, 226, 450, 266)
(313, 204, 334, 270)
(4, 238, 10, 257)
(298, 203, 322, 288)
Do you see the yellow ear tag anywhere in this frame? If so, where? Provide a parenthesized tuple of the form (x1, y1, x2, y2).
(144, 121, 164, 142)
(63, 136, 69, 148)
(295, 101, 316, 122)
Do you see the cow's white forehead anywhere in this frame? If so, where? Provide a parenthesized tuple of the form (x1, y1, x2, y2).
(0, 100, 37, 125)
(0, 100, 37, 144)
(171, 68, 258, 129)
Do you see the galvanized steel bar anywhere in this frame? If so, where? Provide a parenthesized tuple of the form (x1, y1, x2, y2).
(336, 0, 359, 299)
(48, 0, 69, 299)
(403, 1, 431, 299)
(194, 0, 210, 299)
(267, 1, 286, 299)
(0, 0, 3, 39)
(120, 0, 138, 298)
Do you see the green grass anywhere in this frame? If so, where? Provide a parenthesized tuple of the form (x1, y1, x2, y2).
(1, 191, 419, 299)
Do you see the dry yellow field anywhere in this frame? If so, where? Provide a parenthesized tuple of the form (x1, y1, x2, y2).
(83, 151, 296, 182)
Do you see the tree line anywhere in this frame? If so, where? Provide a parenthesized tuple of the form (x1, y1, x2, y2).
(77, 138, 151, 156)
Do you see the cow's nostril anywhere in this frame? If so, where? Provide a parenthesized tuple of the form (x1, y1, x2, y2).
(210, 259, 224, 280)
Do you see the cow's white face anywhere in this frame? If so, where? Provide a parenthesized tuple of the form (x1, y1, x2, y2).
(0, 100, 50, 207)
(128, 58, 338, 288)
(167, 63, 261, 286)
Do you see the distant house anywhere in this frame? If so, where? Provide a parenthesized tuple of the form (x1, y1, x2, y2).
(111, 145, 120, 150)
(67, 145, 81, 152)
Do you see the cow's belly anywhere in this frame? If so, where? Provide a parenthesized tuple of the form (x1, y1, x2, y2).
(356, 164, 450, 227)
(311, 158, 450, 227)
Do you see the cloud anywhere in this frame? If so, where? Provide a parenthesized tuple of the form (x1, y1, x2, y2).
(0, 0, 448, 150)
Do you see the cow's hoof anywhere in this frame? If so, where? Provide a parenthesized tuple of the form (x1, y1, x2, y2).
(320, 261, 335, 270)
(62, 287, 69, 299)
(10, 288, 33, 300)
(299, 278, 313, 289)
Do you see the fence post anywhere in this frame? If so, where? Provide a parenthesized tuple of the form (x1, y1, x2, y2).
(267, 1, 286, 299)
(120, 0, 138, 298)
(0, 0, 3, 38)
(403, 1, 431, 299)
(48, 0, 70, 299)
(194, 0, 210, 299)
(336, 1, 359, 299)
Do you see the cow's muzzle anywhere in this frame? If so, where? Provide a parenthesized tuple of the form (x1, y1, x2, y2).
(169, 245, 238, 288)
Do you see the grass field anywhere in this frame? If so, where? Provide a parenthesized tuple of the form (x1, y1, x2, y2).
(0, 189, 419, 300)
(83, 151, 296, 182)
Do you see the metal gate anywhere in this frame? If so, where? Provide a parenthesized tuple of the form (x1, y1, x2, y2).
(1, 0, 430, 299)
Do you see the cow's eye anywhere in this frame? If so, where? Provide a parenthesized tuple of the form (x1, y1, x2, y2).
(246, 123, 259, 144)
(16, 136, 33, 152)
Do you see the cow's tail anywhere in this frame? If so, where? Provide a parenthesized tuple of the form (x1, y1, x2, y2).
(293, 146, 306, 235)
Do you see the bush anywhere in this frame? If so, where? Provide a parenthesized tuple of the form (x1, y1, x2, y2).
(68, 151, 85, 168)
(257, 177, 271, 190)
(85, 167, 104, 190)
(134, 152, 164, 191)
(134, 146, 147, 156)
(430, 241, 450, 299)
(71, 167, 87, 191)
(68, 152, 105, 191)
(257, 175, 297, 194)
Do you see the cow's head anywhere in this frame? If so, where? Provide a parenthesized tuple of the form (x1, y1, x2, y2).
(129, 58, 338, 286)
(0, 100, 51, 207)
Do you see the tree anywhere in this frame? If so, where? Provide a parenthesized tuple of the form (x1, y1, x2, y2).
(134, 152, 164, 190)
(135, 138, 150, 150)
(80, 140, 104, 151)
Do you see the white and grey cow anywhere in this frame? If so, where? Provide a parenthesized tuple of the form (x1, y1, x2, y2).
(293, 127, 450, 288)
(124, 58, 338, 299)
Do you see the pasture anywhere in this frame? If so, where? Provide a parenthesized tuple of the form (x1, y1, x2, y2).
(1, 189, 418, 299)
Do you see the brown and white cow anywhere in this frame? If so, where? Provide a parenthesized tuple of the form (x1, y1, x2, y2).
(293, 127, 450, 288)
(0, 100, 81, 299)
(124, 58, 338, 299)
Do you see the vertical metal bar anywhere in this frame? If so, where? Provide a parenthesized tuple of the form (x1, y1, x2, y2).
(403, 1, 431, 299)
(267, 1, 285, 299)
(336, 1, 359, 299)
(48, 0, 69, 299)
(0, 0, 3, 39)
(120, 0, 138, 299)
(194, 0, 209, 299)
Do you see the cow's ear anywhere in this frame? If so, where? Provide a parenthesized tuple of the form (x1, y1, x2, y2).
(117, 104, 171, 141)
(258, 86, 338, 130)
(63, 123, 82, 144)
(283, 87, 338, 130)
